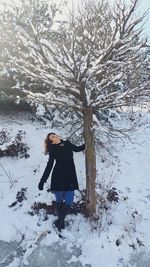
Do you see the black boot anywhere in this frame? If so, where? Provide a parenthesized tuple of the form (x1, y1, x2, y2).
(58, 202, 66, 229)
(53, 202, 63, 216)
(53, 204, 70, 232)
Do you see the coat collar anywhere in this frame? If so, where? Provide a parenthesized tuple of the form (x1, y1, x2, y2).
(53, 139, 64, 145)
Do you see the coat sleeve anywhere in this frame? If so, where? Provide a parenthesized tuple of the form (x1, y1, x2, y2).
(40, 149, 55, 183)
(68, 141, 85, 152)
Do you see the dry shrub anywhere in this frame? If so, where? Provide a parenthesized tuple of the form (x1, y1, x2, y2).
(0, 129, 30, 158)
(29, 189, 86, 220)
(9, 187, 27, 207)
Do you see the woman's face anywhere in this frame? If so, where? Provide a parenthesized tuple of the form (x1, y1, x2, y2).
(49, 134, 60, 144)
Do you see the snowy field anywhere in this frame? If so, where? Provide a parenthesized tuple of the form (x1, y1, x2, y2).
(0, 110, 150, 267)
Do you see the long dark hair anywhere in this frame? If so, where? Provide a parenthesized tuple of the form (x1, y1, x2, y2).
(44, 132, 56, 154)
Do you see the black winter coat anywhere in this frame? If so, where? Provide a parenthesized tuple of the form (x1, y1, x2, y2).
(40, 139, 85, 191)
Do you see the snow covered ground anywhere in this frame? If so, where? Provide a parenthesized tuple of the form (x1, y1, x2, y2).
(0, 110, 150, 267)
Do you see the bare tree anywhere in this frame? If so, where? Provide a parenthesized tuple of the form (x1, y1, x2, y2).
(0, 0, 149, 216)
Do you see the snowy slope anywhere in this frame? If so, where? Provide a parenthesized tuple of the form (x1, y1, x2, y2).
(0, 110, 150, 267)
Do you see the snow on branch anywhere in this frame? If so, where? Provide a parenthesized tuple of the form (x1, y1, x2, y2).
(0, 0, 149, 116)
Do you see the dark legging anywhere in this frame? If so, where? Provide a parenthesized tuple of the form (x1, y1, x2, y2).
(54, 191, 74, 206)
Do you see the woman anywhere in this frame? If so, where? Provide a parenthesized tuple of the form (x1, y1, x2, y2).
(38, 132, 85, 233)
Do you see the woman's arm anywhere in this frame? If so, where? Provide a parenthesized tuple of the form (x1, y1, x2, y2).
(68, 140, 85, 152)
(38, 149, 55, 190)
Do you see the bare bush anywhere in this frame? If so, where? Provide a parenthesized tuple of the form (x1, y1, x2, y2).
(9, 187, 27, 207)
(0, 129, 30, 158)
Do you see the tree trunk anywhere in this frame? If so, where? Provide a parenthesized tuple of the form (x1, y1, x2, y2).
(82, 107, 96, 216)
